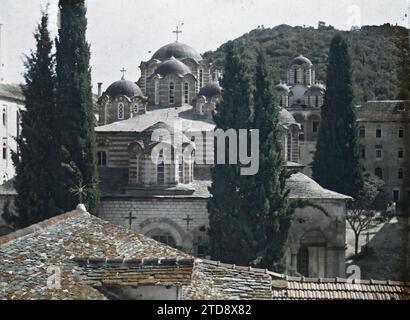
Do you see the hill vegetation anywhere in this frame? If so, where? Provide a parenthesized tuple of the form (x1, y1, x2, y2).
(203, 24, 406, 105)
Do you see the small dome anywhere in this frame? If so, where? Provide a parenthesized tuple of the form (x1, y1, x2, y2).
(154, 57, 192, 77)
(279, 108, 297, 125)
(198, 82, 222, 98)
(152, 42, 203, 62)
(105, 79, 143, 98)
(305, 83, 326, 95)
(289, 54, 313, 67)
(275, 83, 290, 93)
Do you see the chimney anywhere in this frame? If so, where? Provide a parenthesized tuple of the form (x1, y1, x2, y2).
(97, 82, 103, 97)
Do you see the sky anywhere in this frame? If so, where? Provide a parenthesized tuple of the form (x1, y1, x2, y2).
(0, 0, 409, 92)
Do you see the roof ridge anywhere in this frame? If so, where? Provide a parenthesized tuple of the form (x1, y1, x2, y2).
(0, 209, 85, 245)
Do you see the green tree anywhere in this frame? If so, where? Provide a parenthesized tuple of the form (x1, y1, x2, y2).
(55, 0, 99, 214)
(394, 27, 410, 100)
(312, 33, 364, 198)
(11, 11, 60, 228)
(207, 42, 253, 266)
(347, 174, 389, 255)
(247, 51, 292, 271)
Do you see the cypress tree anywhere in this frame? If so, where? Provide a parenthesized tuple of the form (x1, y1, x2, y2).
(247, 51, 292, 270)
(207, 42, 253, 265)
(312, 34, 364, 198)
(11, 11, 59, 228)
(55, 0, 99, 214)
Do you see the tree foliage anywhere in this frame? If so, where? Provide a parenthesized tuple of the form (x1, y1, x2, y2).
(54, 0, 99, 214)
(311, 33, 364, 198)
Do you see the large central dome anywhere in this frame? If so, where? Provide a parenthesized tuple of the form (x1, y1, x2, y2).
(152, 41, 203, 62)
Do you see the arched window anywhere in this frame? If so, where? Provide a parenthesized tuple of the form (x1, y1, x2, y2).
(312, 121, 319, 133)
(169, 81, 175, 105)
(157, 150, 165, 184)
(133, 103, 139, 114)
(315, 96, 319, 108)
(2, 142, 6, 160)
(287, 131, 292, 161)
(393, 189, 400, 202)
(398, 148, 404, 159)
(2, 174, 8, 184)
(154, 80, 160, 105)
(376, 128, 382, 138)
(375, 167, 383, 179)
(97, 151, 107, 166)
(398, 127, 404, 138)
(118, 103, 124, 120)
(184, 82, 189, 104)
(398, 168, 404, 179)
(199, 69, 204, 88)
(359, 126, 365, 138)
(294, 69, 297, 84)
(178, 156, 184, 183)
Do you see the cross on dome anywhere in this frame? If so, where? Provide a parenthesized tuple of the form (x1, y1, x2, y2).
(120, 67, 127, 80)
(172, 24, 183, 42)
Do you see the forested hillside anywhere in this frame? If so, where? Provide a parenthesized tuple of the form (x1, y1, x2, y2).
(203, 24, 406, 105)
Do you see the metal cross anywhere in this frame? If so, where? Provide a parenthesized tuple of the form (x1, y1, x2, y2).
(183, 214, 193, 231)
(69, 180, 88, 204)
(173, 25, 183, 42)
(124, 212, 137, 229)
(120, 67, 127, 80)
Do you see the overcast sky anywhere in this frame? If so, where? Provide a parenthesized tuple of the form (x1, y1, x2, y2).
(0, 0, 408, 91)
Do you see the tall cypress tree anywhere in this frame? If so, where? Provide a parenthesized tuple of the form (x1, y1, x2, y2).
(207, 42, 253, 265)
(247, 51, 292, 270)
(55, 0, 98, 214)
(312, 34, 363, 198)
(9, 12, 59, 228)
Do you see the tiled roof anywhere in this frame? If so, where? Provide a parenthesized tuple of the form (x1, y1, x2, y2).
(96, 104, 215, 133)
(0, 209, 190, 300)
(1, 209, 408, 300)
(286, 173, 352, 200)
(0, 83, 24, 102)
(356, 100, 410, 122)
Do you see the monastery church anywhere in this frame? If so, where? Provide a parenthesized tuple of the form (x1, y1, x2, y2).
(94, 32, 351, 279)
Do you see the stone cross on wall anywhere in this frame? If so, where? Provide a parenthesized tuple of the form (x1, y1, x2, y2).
(183, 214, 193, 231)
(124, 212, 136, 229)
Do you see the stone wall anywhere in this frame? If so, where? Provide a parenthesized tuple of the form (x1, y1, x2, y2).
(98, 197, 210, 256)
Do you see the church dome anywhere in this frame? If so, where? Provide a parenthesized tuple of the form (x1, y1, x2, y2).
(105, 79, 143, 98)
(289, 54, 313, 67)
(199, 82, 222, 98)
(279, 108, 297, 125)
(152, 41, 203, 62)
(305, 83, 326, 95)
(154, 57, 192, 77)
(275, 83, 290, 93)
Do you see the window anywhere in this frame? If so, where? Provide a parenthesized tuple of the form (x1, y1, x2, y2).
(375, 147, 382, 159)
(393, 189, 400, 202)
(2, 141, 6, 160)
(148, 230, 177, 248)
(398, 148, 404, 159)
(184, 82, 189, 104)
(97, 151, 107, 166)
(154, 81, 160, 105)
(376, 128, 382, 138)
(398, 127, 404, 138)
(287, 132, 292, 161)
(375, 167, 383, 179)
(359, 126, 365, 138)
(398, 168, 404, 179)
(169, 82, 175, 105)
(312, 121, 319, 133)
(133, 104, 139, 114)
(118, 103, 124, 120)
(294, 69, 297, 84)
(2, 108, 6, 126)
(360, 145, 366, 159)
(157, 150, 165, 184)
(199, 69, 203, 88)
(178, 156, 184, 184)
(315, 96, 319, 108)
